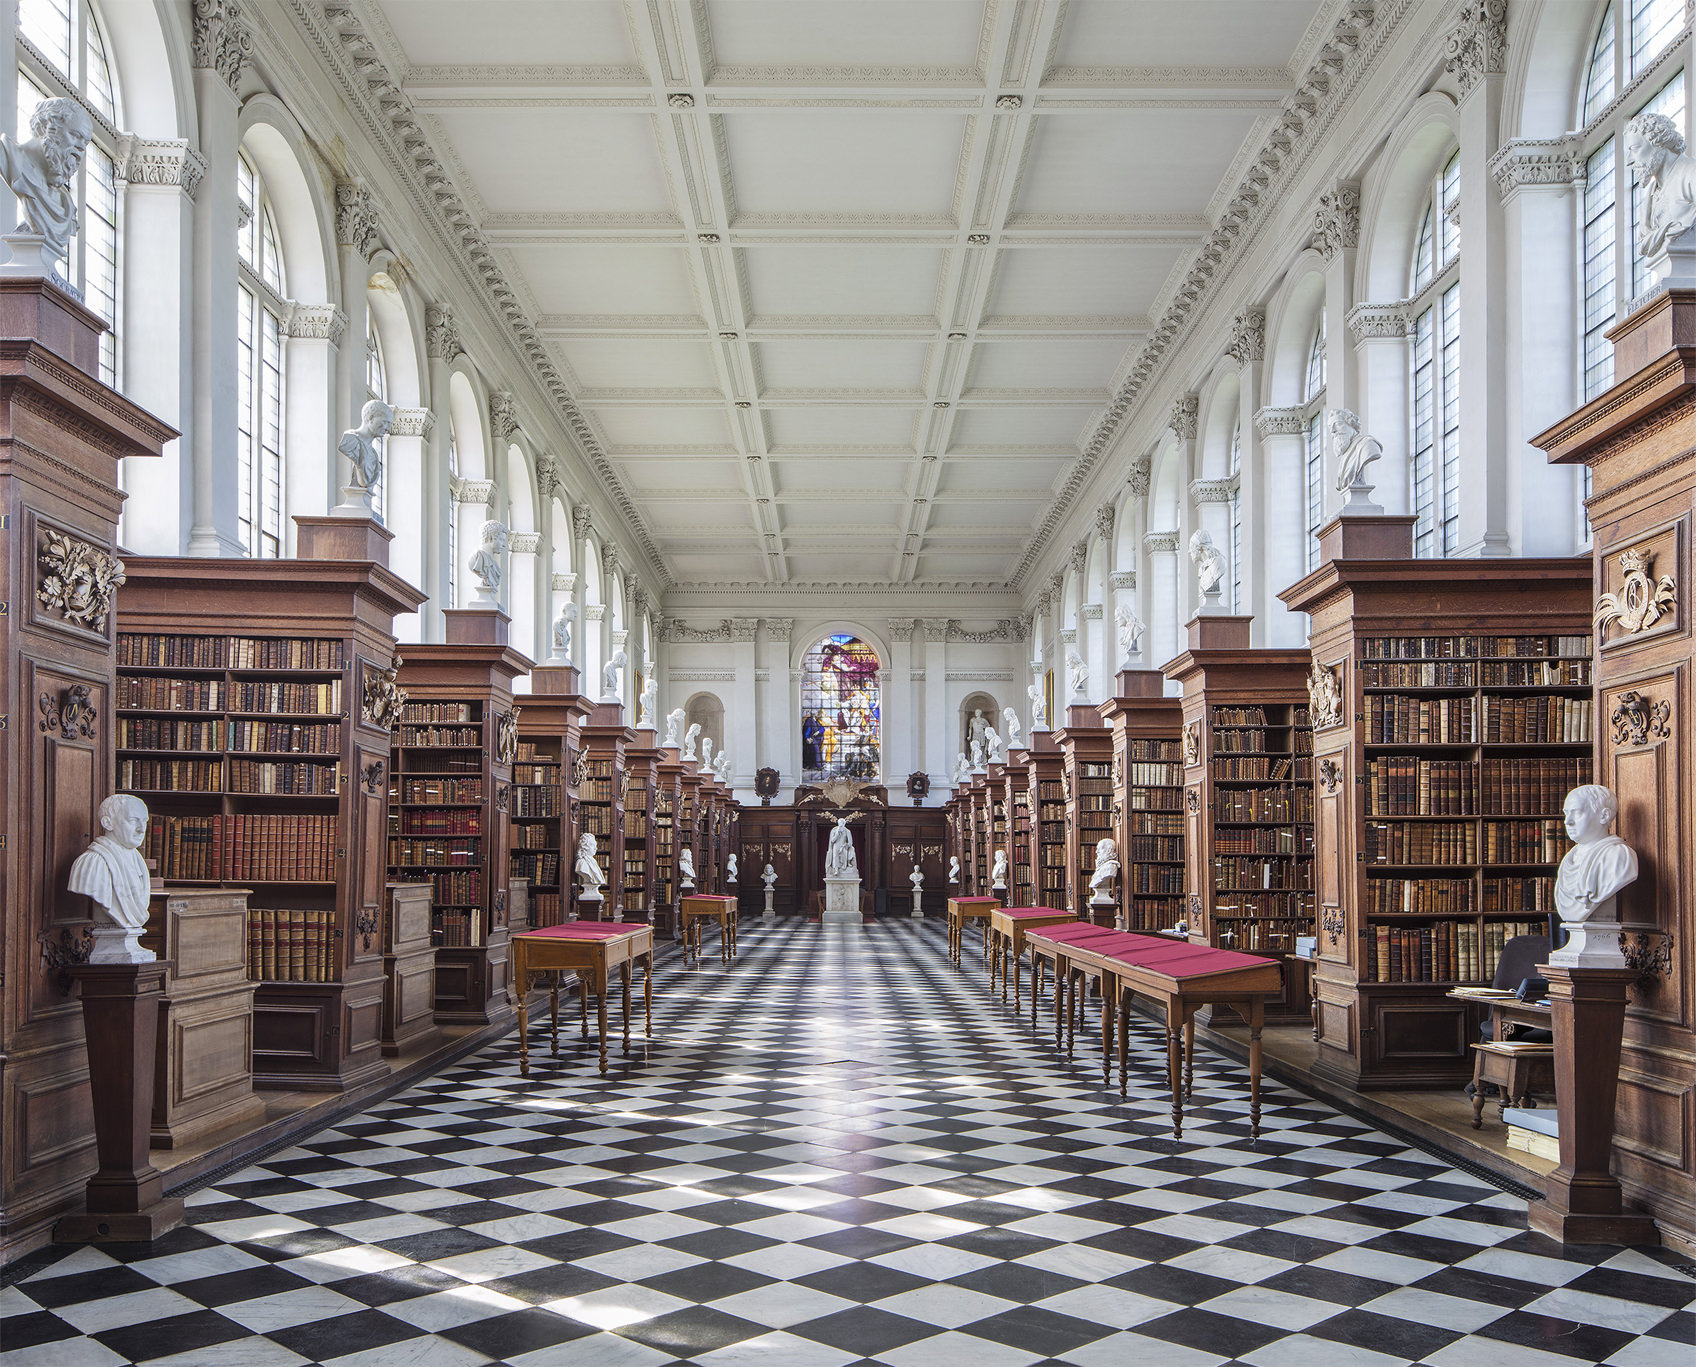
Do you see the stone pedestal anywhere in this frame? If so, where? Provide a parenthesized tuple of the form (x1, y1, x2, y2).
(910, 890, 923, 919)
(1527, 965, 1658, 1245)
(823, 876, 861, 923)
(763, 888, 776, 920)
(55, 963, 184, 1243)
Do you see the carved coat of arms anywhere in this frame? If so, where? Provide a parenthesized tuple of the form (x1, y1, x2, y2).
(1595, 545, 1676, 637)
(37, 527, 125, 631)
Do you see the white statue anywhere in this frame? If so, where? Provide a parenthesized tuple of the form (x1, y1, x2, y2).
(663, 707, 685, 749)
(1116, 604, 1145, 665)
(600, 648, 626, 703)
(716, 753, 731, 783)
(985, 726, 1004, 764)
(825, 818, 858, 879)
(966, 708, 990, 761)
(948, 855, 960, 884)
(1329, 407, 1384, 512)
(0, 97, 94, 287)
(1550, 785, 1639, 968)
(1002, 706, 1023, 752)
(1066, 647, 1089, 701)
(550, 602, 577, 664)
(637, 675, 658, 730)
(1628, 111, 1696, 262)
(469, 520, 508, 603)
(1189, 529, 1226, 605)
(990, 848, 1008, 891)
(1028, 674, 1049, 730)
(727, 854, 739, 883)
(700, 736, 715, 775)
(575, 831, 605, 901)
(909, 864, 924, 893)
(335, 398, 393, 517)
(682, 723, 701, 762)
(68, 794, 154, 963)
(679, 846, 697, 890)
(1090, 837, 1120, 906)
(969, 733, 986, 770)
(953, 752, 971, 786)
(761, 863, 777, 890)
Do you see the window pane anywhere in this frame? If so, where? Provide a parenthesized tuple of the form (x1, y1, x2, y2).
(237, 285, 257, 554)
(260, 307, 283, 558)
(1630, 74, 1687, 295)
(1305, 412, 1325, 572)
(261, 207, 284, 296)
(1439, 152, 1461, 267)
(1411, 203, 1435, 293)
(84, 4, 117, 123)
(19, 0, 74, 80)
(1439, 284, 1462, 555)
(237, 155, 259, 272)
(1585, 2, 1617, 121)
(801, 637, 881, 783)
(1583, 139, 1617, 399)
(1410, 307, 1436, 557)
(84, 140, 118, 384)
(1630, 0, 1681, 77)
(1305, 319, 1326, 402)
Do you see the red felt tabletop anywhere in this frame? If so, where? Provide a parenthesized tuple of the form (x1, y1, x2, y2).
(1000, 906, 1073, 919)
(517, 922, 648, 940)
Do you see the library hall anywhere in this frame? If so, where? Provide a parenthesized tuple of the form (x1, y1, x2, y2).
(4, 0, 1696, 1363)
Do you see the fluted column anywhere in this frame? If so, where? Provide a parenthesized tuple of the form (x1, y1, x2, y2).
(888, 618, 915, 782)
(423, 304, 461, 638)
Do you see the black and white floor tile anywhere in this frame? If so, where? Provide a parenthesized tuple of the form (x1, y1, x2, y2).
(4, 918, 1691, 1366)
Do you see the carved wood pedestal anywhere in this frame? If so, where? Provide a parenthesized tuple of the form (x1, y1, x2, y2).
(1528, 966, 1657, 1246)
(55, 963, 184, 1243)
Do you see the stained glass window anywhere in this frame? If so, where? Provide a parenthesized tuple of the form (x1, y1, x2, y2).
(801, 635, 881, 783)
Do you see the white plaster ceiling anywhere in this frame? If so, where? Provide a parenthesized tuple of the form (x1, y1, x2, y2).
(378, 0, 1331, 589)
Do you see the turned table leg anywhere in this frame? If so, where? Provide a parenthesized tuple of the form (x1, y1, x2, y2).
(1168, 1018, 1184, 1139)
(517, 974, 531, 1077)
(1248, 999, 1264, 1140)
(622, 962, 632, 1052)
(597, 972, 609, 1074)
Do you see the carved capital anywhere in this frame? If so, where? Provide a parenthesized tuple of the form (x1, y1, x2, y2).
(389, 406, 435, 439)
(1254, 405, 1307, 438)
(1034, 589, 1053, 614)
(601, 543, 620, 578)
(730, 618, 759, 642)
(1058, 628, 1078, 646)
(1490, 136, 1583, 199)
(1313, 182, 1360, 260)
(1445, 0, 1508, 96)
(1190, 477, 1237, 504)
(425, 303, 462, 361)
(489, 390, 518, 444)
(1080, 603, 1103, 621)
(335, 179, 381, 260)
(1144, 530, 1179, 555)
(454, 478, 494, 507)
(629, 584, 648, 616)
(1169, 393, 1199, 440)
(284, 302, 348, 343)
(1094, 502, 1116, 539)
(572, 506, 593, 541)
(764, 617, 794, 639)
(1227, 307, 1266, 365)
(1126, 453, 1152, 497)
(585, 604, 606, 623)
(551, 572, 577, 593)
(1347, 301, 1411, 342)
(1069, 538, 1090, 577)
(534, 454, 559, 499)
(118, 138, 208, 199)
(508, 532, 541, 554)
(1109, 571, 1137, 592)
(191, 0, 252, 92)
(887, 617, 915, 641)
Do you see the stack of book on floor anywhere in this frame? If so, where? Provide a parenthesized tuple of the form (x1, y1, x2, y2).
(1502, 1105, 1558, 1161)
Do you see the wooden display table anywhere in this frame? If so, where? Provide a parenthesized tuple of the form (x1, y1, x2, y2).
(988, 906, 1076, 1006)
(1027, 925, 1281, 1138)
(512, 923, 653, 1075)
(946, 896, 999, 965)
(680, 894, 738, 966)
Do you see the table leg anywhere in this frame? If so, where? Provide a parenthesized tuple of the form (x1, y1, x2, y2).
(981, 919, 990, 963)
(579, 972, 589, 1039)
(1118, 987, 1130, 1097)
(644, 949, 653, 1037)
(622, 961, 632, 1052)
(549, 980, 559, 1056)
(1471, 1051, 1486, 1129)
(1065, 967, 1076, 1057)
(1030, 953, 1040, 1029)
(1183, 1014, 1195, 1102)
(1054, 959, 1065, 1051)
(517, 973, 530, 1077)
(1168, 1017, 1184, 1139)
(1013, 937, 1022, 1010)
(1101, 977, 1113, 1088)
(721, 913, 730, 963)
(1248, 999, 1264, 1140)
(597, 971, 609, 1074)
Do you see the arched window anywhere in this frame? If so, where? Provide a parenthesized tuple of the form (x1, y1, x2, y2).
(16, 0, 121, 384)
(1409, 149, 1461, 558)
(801, 636, 881, 783)
(235, 151, 286, 558)
(1302, 316, 1327, 572)
(1578, 1, 1686, 403)
(446, 419, 459, 608)
(1228, 415, 1242, 611)
(365, 323, 387, 521)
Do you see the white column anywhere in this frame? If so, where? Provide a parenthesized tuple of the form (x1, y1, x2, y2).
(1348, 304, 1413, 516)
(185, 58, 242, 556)
(423, 305, 460, 638)
(730, 620, 758, 791)
(117, 139, 203, 554)
(550, 572, 577, 665)
(1144, 532, 1179, 666)
(1081, 604, 1106, 703)
(509, 532, 540, 675)
(921, 619, 950, 785)
(1254, 406, 1308, 645)
(763, 618, 794, 779)
(334, 181, 378, 447)
(1228, 312, 1268, 643)
(388, 406, 433, 640)
(583, 604, 606, 690)
(1169, 394, 1199, 624)
(888, 619, 915, 782)
(283, 304, 344, 550)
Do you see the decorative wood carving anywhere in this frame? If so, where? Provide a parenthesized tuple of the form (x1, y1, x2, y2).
(36, 526, 124, 632)
(1318, 757, 1343, 793)
(37, 684, 96, 740)
(1307, 658, 1344, 729)
(362, 654, 406, 731)
(1182, 722, 1200, 768)
(1595, 545, 1676, 639)
(1621, 930, 1674, 981)
(1610, 690, 1672, 747)
(496, 708, 520, 766)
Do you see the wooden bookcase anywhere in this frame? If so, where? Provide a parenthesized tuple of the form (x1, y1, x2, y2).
(1164, 614, 1314, 1020)
(653, 749, 685, 932)
(1055, 706, 1115, 923)
(1283, 521, 1593, 1088)
(573, 702, 633, 919)
(1025, 730, 1066, 907)
(968, 773, 990, 896)
(118, 540, 425, 1090)
(621, 738, 659, 920)
(988, 761, 1009, 898)
(1005, 757, 1035, 907)
(679, 764, 703, 902)
(512, 664, 592, 931)
(1534, 288, 1695, 1248)
(391, 610, 530, 1026)
(1099, 670, 1185, 933)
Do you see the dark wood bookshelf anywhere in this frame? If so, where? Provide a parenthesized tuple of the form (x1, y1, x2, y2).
(1099, 669, 1185, 933)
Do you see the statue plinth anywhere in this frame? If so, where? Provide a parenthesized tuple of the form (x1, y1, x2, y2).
(762, 887, 776, 919)
(910, 889, 923, 919)
(1549, 897, 1628, 970)
(444, 607, 509, 647)
(823, 876, 861, 923)
(0, 232, 71, 293)
(88, 923, 153, 965)
(294, 514, 393, 568)
(330, 485, 378, 521)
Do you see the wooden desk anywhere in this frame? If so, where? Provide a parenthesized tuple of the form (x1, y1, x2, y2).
(512, 923, 653, 1075)
(946, 896, 999, 966)
(1028, 926, 1281, 1139)
(1447, 990, 1555, 1130)
(680, 895, 738, 966)
(987, 907, 1076, 1007)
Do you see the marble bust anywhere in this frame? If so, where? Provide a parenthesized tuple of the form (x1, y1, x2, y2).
(679, 847, 696, 889)
(550, 602, 576, 663)
(1190, 529, 1226, 603)
(1550, 784, 1639, 968)
(985, 726, 1003, 765)
(469, 521, 507, 602)
(726, 854, 738, 883)
(682, 723, 701, 762)
(1089, 837, 1120, 905)
(700, 737, 715, 776)
(954, 751, 971, 785)
(1066, 648, 1088, 701)
(575, 831, 605, 899)
(1116, 604, 1145, 664)
(761, 862, 777, 890)
(909, 865, 924, 892)
(336, 399, 393, 517)
(948, 855, 960, 884)
(1028, 677, 1049, 730)
(637, 676, 658, 730)
(600, 648, 626, 703)
(0, 97, 94, 286)
(969, 733, 986, 770)
(990, 848, 1008, 890)
(825, 818, 858, 879)
(1329, 407, 1384, 511)
(68, 794, 154, 963)
(1002, 706, 1023, 752)
(1628, 111, 1696, 260)
(663, 707, 685, 748)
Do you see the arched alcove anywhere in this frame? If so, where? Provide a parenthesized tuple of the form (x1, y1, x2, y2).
(958, 692, 999, 765)
(684, 691, 725, 759)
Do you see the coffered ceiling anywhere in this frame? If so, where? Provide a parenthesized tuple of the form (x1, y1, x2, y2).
(365, 0, 1335, 590)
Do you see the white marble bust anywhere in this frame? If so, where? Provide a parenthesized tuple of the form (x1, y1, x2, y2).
(663, 707, 685, 749)
(700, 737, 715, 775)
(600, 648, 627, 703)
(953, 752, 971, 786)
(1002, 706, 1023, 751)
(1628, 110, 1696, 260)
(1090, 837, 1120, 905)
(726, 853, 738, 883)
(948, 855, 960, 884)
(68, 794, 154, 963)
(1028, 677, 1049, 730)
(637, 676, 658, 730)
(682, 723, 701, 762)
(469, 521, 507, 602)
(1551, 784, 1639, 968)
(985, 726, 1004, 764)
(678, 846, 696, 888)
(1066, 648, 1089, 701)
(550, 602, 576, 663)
(909, 865, 924, 892)
(1116, 604, 1145, 664)
(761, 862, 777, 890)
(575, 831, 605, 899)
(0, 98, 93, 279)
(991, 848, 1008, 890)
(1329, 407, 1383, 508)
(336, 398, 392, 516)
(1190, 529, 1226, 603)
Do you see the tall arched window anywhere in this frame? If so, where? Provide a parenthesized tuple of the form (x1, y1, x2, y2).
(1410, 149, 1461, 557)
(236, 151, 286, 558)
(446, 419, 460, 608)
(365, 323, 387, 521)
(1302, 316, 1327, 571)
(801, 635, 881, 783)
(16, 0, 121, 384)
(1228, 415, 1243, 611)
(1578, 0, 1687, 402)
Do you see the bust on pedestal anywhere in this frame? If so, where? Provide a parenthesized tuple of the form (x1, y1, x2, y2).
(909, 864, 924, 919)
(761, 862, 777, 919)
(68, 795, 153, 964)
(1089, 837, 1119, 913)
(575, 832, 605, 918)
(990, 848, 1008, 895)
(1550, 785, 1637, 968)
(679, 846, 697, 892)
(822, 817, 861, 923)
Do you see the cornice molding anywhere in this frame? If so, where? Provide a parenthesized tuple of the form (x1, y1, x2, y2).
(551, 572, 576, 592)
(507, 531, 541, 554)
(1190, 477, 1238, 504)
(453, 478, 494, 507)
(1109, 571, 1136, 591)
(1080, 603, 1104, 621)
(1490, 135, 1583, 199)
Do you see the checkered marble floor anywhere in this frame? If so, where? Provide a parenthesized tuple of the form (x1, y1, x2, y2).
(4, 919, 1691, 1367)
